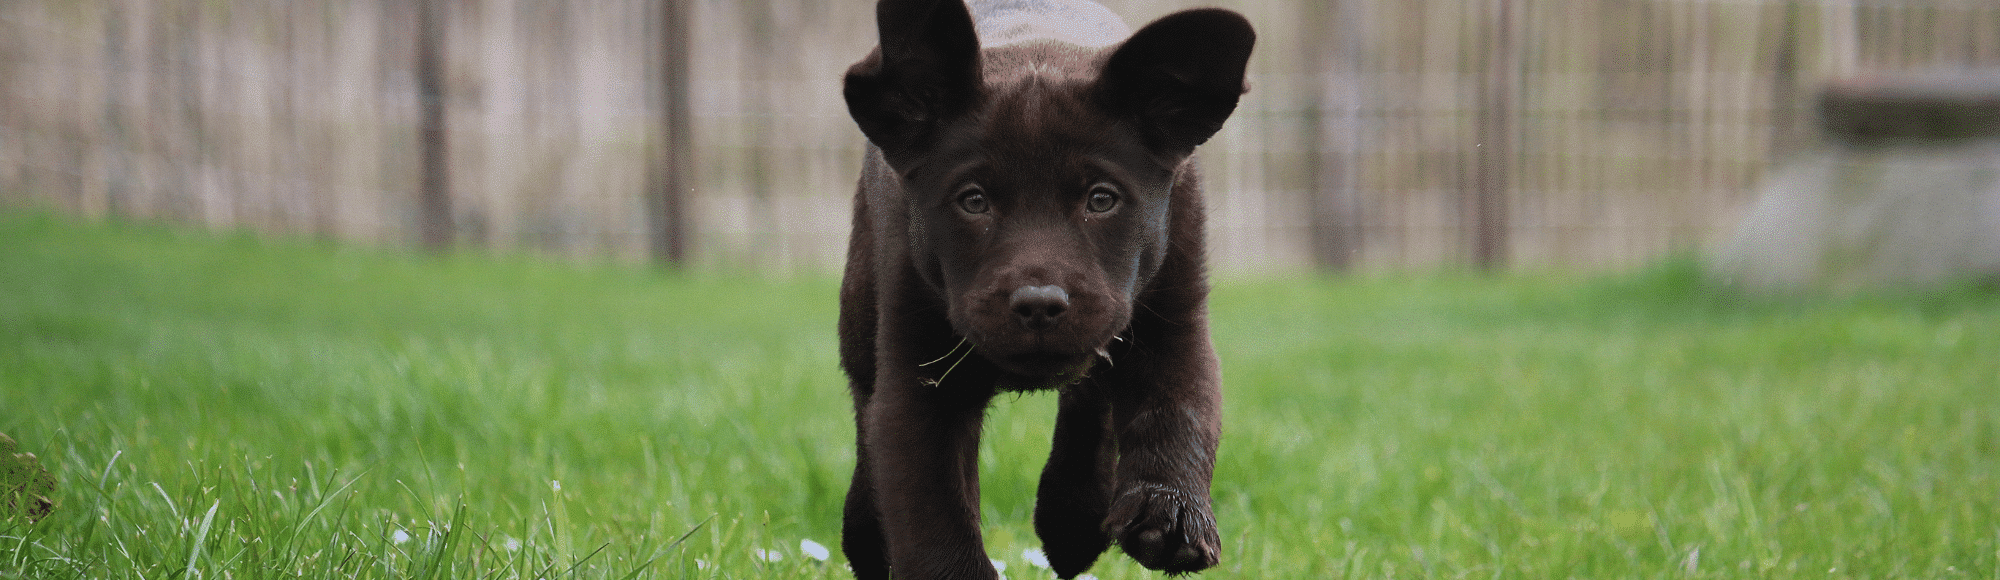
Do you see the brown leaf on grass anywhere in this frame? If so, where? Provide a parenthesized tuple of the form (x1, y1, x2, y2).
(1, 433, 56, 523)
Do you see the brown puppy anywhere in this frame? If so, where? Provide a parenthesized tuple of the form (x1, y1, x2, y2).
(836, 1, 1252, 578)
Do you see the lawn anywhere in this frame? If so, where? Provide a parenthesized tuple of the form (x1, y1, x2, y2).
(2, 210, 1996, 579)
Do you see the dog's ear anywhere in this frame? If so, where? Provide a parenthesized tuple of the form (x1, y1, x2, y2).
(844, 0, 983, 154)
(1098, 9, 1255, 157)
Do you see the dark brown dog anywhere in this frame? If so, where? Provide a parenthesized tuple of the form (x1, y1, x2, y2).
(836, 1, 1252, 578)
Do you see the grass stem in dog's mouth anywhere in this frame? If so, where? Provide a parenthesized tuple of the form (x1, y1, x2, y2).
(918, 337, 975, 387)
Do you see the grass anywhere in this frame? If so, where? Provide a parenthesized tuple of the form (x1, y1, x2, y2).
(2, 209, 1997, 578)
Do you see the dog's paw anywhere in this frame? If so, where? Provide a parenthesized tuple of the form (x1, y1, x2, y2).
(1103, 482, 1219, 574)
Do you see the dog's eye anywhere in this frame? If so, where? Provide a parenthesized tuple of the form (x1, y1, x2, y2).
(1085, 185, 1119, 213)
(956, 187, 989, 214)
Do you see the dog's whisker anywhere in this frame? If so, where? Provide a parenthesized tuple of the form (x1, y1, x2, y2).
(918, 337, 969, 367)
(930, 341, 977, 387)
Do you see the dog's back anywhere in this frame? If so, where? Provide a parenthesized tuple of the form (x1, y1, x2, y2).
(970, 0, 1129, 48)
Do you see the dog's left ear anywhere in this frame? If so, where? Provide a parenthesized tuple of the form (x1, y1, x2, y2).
(1098, 9, 1255, 158)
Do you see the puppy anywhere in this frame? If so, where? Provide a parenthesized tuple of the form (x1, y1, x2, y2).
(836, 1, 1253, 578)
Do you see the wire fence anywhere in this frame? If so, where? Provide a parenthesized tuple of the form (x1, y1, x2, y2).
(4, 0, 1998, 271)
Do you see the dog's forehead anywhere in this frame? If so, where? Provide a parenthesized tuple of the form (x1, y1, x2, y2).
(987, 81, 1098, 144)
(971, 44, 1129, 164)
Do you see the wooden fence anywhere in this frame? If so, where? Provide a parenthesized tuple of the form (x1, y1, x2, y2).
(4, 0, 1998, 271)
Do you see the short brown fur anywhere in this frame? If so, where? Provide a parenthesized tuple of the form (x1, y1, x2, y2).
(837, 2, 1253, 578)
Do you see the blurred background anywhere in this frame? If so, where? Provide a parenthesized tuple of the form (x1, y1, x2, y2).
(3, 0, 1997, 273)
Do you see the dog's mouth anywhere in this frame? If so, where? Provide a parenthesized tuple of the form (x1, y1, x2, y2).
(951, 280, 1127, 383)
(978, 333, 1123, 385)
(995, 350, 1094, 378)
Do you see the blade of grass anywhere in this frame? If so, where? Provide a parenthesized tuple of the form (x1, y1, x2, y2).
(612, 515, 716, 580)
(557, 542, 610, 579)
(185, 499, 218, 579)
(415, 501, 468, 580)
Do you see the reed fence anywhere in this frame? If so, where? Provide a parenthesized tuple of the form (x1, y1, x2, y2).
(4, 0, 1998, 271)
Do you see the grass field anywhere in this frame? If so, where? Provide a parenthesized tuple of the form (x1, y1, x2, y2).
(3, 210, 1997, 579)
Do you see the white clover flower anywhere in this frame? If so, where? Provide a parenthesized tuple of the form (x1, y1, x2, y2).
(801, 539, 830, 561)
(391, 529, 411, 544)
(1022, 548, 1050, 569)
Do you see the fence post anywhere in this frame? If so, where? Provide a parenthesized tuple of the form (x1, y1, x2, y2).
(647, 0, 693, 266)
(1307, 0, 1364, 271)
(416, 0, 452, 249)
(1769, 0, 1807, 161)
(100, 0, 129, 217)
(1471, 0, 1515, 270)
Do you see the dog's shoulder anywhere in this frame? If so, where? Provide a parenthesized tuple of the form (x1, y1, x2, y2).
(969, 0, 1129, 49)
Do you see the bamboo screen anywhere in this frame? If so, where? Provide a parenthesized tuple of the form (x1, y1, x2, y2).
(4, 0, 1998, 271)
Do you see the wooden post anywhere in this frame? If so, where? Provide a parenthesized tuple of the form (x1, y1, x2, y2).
(101, 0, 128, 217)
(648, 0, 693, 266)
(416, 0, 453, 249)
(1306, 0, 1364, 270)
(1471, 0, 1515, 270)
(1769, 1, 1805, 160)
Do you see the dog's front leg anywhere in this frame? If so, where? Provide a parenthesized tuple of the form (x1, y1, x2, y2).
(1101, 321, 1224, 574)
(864, 368, 999, 580)
(1034, 386, 1115, 578)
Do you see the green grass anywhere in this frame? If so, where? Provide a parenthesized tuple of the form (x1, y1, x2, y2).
(2, 210, 1997, 579)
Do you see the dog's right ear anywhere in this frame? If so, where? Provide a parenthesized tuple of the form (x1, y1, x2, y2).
(844, 0, 983, 155)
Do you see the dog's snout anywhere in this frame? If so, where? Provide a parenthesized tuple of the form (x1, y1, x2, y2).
(1009, 285, 1070, 331)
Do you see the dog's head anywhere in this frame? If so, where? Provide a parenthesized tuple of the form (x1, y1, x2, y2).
(846, 0, 1253, 379)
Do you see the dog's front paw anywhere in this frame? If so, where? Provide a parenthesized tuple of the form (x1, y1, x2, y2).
(1103, 482, 1219, 574)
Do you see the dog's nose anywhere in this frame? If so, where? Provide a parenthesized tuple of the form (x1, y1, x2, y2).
(1009, 285, 1069, 331)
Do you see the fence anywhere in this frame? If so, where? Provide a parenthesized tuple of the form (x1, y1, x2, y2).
(4, 0, 1998, 271)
